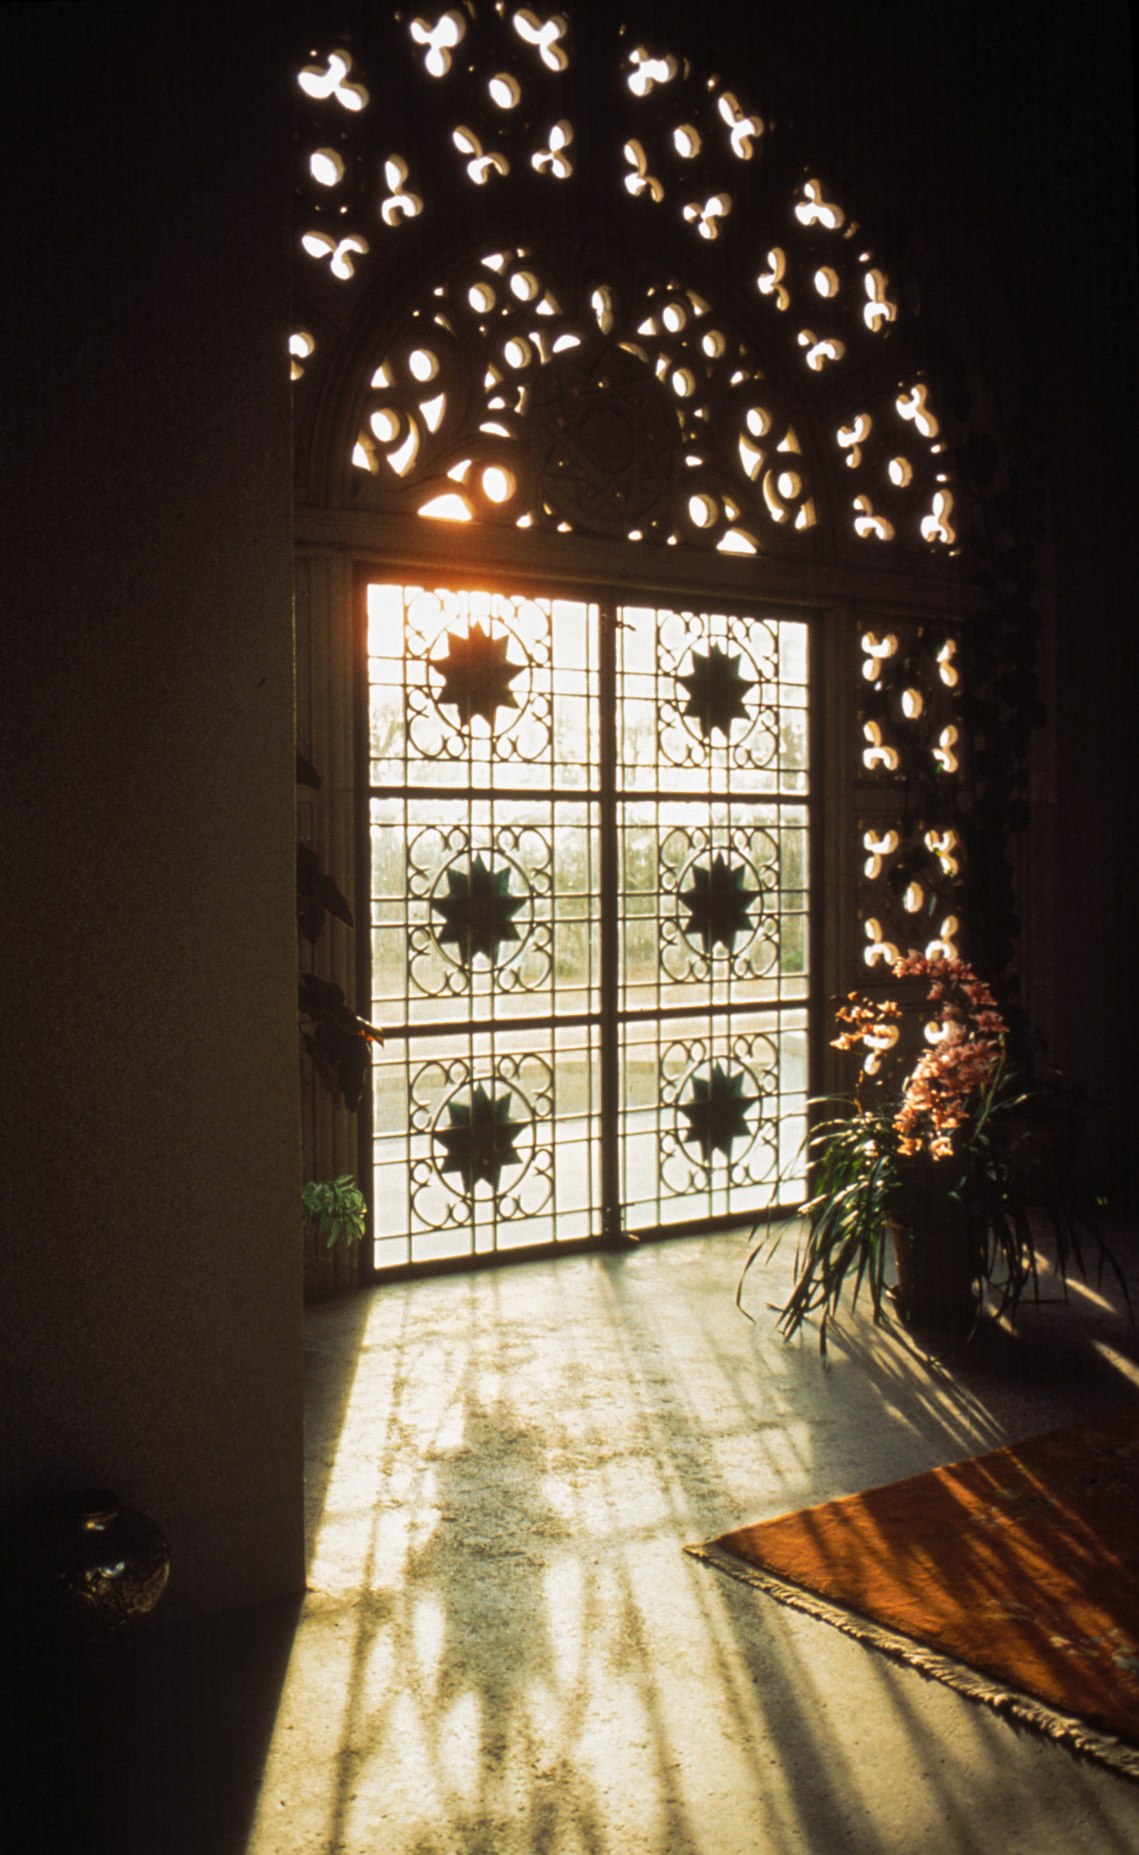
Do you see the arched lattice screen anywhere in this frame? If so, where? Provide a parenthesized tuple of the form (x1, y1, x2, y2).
(292, 5, 984, 1274)
(292, 6, 957, 565)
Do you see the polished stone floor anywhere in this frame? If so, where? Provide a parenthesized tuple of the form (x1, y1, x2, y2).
(15, 1225, 1137, 1853)
(244, 1222, 1139, 1855)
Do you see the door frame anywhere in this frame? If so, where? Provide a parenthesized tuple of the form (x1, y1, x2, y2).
(295, 507, 982, 1282)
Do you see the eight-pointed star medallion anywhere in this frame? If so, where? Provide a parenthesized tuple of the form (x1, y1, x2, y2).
(434, 1082, 527, 1194)
(676, 644, 755, 741)
(679, 853, 759, 956)
(431, 854, 526, 969)
(429, 621, 526, 730)
(678, 1063, 758, 1162)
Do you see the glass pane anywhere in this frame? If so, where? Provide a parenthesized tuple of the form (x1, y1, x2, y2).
(615, 602, 809, 1230)
(367, 582, 810, 1267)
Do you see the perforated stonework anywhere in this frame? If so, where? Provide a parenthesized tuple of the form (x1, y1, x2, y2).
(292, 7, 957, 562)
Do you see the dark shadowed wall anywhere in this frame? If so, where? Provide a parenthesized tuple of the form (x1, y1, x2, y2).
(1, 3, 304, 1617)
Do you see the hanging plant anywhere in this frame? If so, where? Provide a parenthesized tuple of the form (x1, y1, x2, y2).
(297, 749, 382, 1112)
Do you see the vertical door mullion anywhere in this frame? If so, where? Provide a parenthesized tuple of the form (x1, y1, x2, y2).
(598, 594, 622, 1243)
(355, 566, 378, 1281)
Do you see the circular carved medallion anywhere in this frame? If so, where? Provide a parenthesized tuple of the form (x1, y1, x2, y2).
(526, 337, 683, 536)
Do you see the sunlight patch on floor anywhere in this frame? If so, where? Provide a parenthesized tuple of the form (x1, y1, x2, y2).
(250, 1233, 1139, 1853)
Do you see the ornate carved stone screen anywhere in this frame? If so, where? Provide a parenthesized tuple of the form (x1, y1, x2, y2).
(368, 581, 808, 1263)
(291, 5, 974, 1271)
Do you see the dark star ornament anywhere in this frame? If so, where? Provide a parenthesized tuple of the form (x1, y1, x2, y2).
(679, 853, 759, 955)
(434, 1082, 527, 1194)
(678, 1063, 758, 1162)
(676, 643, 755, 741)
(429, 621, 526, 730)
(431, 854, 525, 969)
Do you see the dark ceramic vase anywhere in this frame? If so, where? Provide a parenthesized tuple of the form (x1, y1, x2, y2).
(890, 1215, 984, 1331)
(53, 1489, 170, 1637)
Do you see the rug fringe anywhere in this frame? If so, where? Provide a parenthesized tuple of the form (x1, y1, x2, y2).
(685, 1541, 1139, 1784)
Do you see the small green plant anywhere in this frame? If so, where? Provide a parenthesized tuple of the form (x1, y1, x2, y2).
(302, 1176, 367, 1249)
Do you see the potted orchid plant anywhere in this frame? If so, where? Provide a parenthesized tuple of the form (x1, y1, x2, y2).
(742, 952, 1125, 1350)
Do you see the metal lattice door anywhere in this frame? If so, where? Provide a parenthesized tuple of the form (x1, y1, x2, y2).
(366, 580, 809, 1270)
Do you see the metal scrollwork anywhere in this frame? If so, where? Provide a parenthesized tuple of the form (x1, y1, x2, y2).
(409, 1054, 554, 1226)
(659, 1033, 779, 1190)
(658, 612, 779, 769)
(660, 827, 780, 983)
(408, 826, 552, 996)
(403, 588, 552, 764)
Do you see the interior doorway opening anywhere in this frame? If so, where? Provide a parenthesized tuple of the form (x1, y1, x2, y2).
(291, 6, 982, 1296)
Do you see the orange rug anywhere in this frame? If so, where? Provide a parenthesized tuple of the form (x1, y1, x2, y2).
(688, 1406, 1139, 1779)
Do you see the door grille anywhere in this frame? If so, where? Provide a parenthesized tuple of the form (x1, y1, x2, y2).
(367, 581, 809, 1269)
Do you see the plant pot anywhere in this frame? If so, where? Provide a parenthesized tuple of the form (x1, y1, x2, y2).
(889, 1215, 983, 1331)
